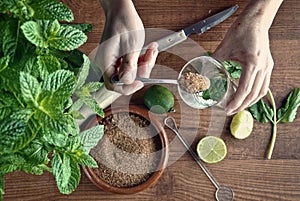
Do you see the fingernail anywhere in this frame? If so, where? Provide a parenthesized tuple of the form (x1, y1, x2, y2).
(225, 108, 233, 116)
(119, 71, 134, 84)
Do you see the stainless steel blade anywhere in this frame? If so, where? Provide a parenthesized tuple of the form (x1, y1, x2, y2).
(183, 5, 238, 36)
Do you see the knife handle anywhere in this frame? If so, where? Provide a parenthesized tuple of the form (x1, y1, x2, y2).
(141, 30, 187, 55)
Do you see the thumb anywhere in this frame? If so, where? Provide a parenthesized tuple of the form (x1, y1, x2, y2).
(118, 51, 139, 84)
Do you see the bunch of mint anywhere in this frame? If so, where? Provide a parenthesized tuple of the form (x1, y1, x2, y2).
(0, 0, 104, 198)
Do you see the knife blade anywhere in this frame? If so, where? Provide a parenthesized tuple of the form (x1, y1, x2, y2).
(147, 4, 238, 52)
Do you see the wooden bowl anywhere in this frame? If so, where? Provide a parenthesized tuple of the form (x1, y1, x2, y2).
(82, 105, 169, 194)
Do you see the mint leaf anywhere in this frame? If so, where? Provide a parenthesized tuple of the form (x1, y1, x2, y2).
(0, 56, 9, 73)
(0, 91, 19, 120)
(48, 25, 87, 51)
(277, 88, 300, 123)
(3, 19, 19, 60)
(74, 54, 90, 90)
(78, 93, 104, 117)
(0, 174, 4, 199)
(52, 151, 71, 189)
(57, 157, 80, 194)
(21, 21, 47, 48)
(222, 60, 242, 79)
(79, 125, 104, 153)
(0, 0, 34, 19)
(20, 72, 41, 105)
(41, 70, 75, 103)
(83, 82, 103, 93)
(22, 139, 50, 164)
(22, 20, 87, 51)
(31, 0, 74, 22)
(63, 23, 93, 33)
(249, 99, 274, 123)
(37, 55, 61, 80)
(0, 119, 27, 152)
(77, 153, 98, 168)
(0, 153, 26, 175)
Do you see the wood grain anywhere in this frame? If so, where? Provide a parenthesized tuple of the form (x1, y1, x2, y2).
(4, 0, 300, 200)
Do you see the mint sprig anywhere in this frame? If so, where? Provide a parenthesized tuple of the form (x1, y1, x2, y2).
(0, 0, 104, 198)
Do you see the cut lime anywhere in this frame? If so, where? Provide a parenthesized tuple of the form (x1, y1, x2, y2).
(230, 110, 253, 139)
(196, 136, 227, 164)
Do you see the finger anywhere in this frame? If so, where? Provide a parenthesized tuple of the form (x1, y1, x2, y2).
(247, 70, 271, 107)
(137, 42, 158, 78)
(231, 70, 266, 113)
(118, 51, 140, 85)
(225, 64, 257, 115)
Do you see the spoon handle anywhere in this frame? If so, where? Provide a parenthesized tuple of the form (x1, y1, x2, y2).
(111, 75, 178, 86)
(164, 116, 220, 189)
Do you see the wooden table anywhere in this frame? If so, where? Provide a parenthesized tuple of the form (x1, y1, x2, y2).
(4, 0, 300, 200)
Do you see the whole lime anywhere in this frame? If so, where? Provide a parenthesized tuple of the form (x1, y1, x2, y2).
(143, 85, 174, 114)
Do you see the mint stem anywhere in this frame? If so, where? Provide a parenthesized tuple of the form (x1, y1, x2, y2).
(267, 89, 277, 159)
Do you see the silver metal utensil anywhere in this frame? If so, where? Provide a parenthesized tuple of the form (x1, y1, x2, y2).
(164, 116, 234, 201)
(111, 74, 178, 86)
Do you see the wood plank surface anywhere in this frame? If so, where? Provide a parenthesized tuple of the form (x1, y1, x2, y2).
(3, 0, 300, 201)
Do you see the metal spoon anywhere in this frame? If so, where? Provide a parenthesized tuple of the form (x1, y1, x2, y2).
(111, 74, 178, 86)
(164, 116, 234, 201)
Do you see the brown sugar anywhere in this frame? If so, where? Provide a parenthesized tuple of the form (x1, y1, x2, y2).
(179, 72, 210, 93)
(90, 112, 162, 188)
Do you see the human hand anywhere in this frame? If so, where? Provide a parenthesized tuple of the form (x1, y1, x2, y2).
(213, 15, 274, 116)
(96, 0, 158, 95)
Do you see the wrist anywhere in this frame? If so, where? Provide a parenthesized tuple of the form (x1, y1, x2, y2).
(99, 0, 134, 16)
(237, 0, 283, 30)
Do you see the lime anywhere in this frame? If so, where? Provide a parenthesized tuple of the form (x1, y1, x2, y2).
(230, 110, 253, 139)
(196, 136, 227, 164)
(143, 85, 174, 114)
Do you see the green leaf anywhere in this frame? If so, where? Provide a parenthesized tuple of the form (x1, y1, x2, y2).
(37, 55, 61, 80)
(41, 70, 75, 103)
(0, 56, 9, 73)
(249, 99, 274, 123)
(0, 174, 4, 199)
(277, 88, 300, 123)
(10, 109, 32, 121)
(3, 19, 19, 60)
(20, 72, 41, 105)
(22, 139, 49, 164)
(83, 82, 103, 93)
(62, 23, 93, 33)
(74, 54, 90, 90)
(202, 78, 227, 101)
(0, 153, 26, 175)
(57, 157, 80, 194)
(52, 151, 71, 189)
(22, 20, 86, 51)
(79, 125, 104, 153)
(0, 91, 19, 120)
(43, 131, 67, 147)
(21, 21, 47, 48)
(77, 153, 98, 168)
(0, 0, 34, 19)
(222, 60, 242, 79)
(0, 119, 27, 152)
(63, 49, 84, 68)
(78, 93, 104, 117)
(31, 0, 74, 22)
(48, 25, 87, 51)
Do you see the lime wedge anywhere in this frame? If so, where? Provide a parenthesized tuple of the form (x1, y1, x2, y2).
(196, 136, 227, 164)
(230, 110, 253, 139)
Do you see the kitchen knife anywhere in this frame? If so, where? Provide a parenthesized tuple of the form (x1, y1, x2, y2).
(143, 4, 238, 53)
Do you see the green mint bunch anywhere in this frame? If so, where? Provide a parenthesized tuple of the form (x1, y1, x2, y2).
(0, 0, 104, 199)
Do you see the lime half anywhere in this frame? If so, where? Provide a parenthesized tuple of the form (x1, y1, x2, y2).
(196, 136, 227, 164)
(230, 110, 253, 139)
